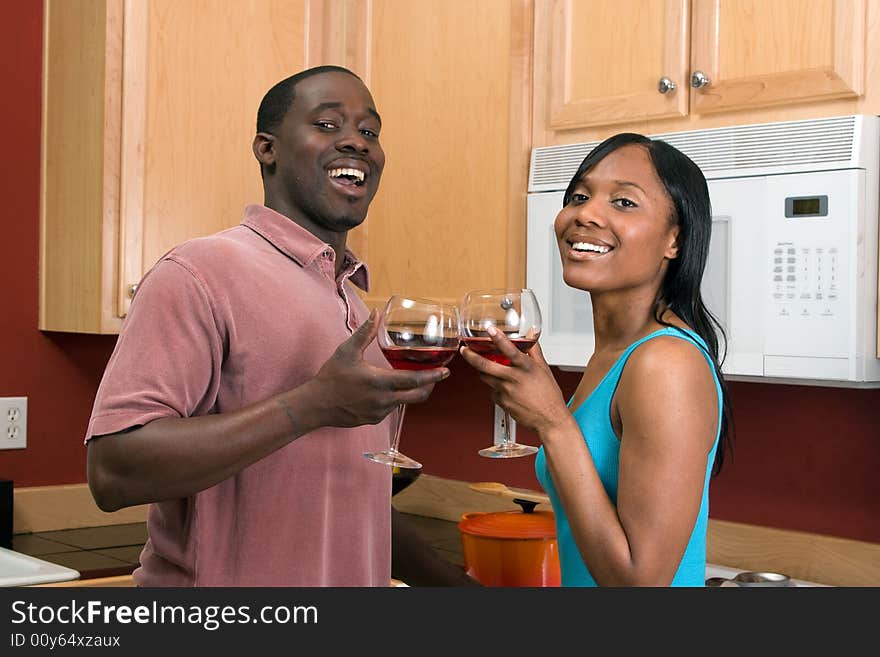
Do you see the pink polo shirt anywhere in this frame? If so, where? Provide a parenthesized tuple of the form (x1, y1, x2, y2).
(86, 204, 393, 586)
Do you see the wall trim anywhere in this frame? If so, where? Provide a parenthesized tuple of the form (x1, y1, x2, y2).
(13, 484, 148, 534)
(393, 475, 880, 587)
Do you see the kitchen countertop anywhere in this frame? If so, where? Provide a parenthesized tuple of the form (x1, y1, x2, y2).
(12, 523, 148, 581)
(11, 513, 464, 583)
(15, 516, 814, 587)
(705, 563, 827, 587)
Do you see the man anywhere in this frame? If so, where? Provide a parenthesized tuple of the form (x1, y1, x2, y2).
(86, 65, 475, 586)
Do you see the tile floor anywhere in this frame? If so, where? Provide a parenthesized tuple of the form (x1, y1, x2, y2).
(13, 513, 463, 581)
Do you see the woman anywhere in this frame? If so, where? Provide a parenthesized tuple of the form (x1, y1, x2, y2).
(460, 133, 732, 586)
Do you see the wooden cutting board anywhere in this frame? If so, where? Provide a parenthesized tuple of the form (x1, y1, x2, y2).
(468, 481, 551, 506)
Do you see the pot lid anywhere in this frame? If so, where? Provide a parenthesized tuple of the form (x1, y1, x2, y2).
(458, 510, 557, 539)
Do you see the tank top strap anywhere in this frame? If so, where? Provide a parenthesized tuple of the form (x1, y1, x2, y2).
(605, 327, 687, 379)
(603, 326, 722, 440)
(599, 327, 714, 397)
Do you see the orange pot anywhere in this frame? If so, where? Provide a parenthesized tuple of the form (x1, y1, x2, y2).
(458, 510, 561, 587)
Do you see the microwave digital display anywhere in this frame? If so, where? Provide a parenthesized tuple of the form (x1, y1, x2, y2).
(785, 195, 828, 218)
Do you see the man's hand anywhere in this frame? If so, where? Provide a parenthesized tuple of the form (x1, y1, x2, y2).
(299, 309, 451, 429)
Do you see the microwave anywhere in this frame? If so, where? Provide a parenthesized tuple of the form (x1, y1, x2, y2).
(526, 115, 880, 387)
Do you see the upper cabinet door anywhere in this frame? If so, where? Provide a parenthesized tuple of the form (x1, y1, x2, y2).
(40, 0, 309, 333)
(532, 0, 870, 146)
(319, 0, 533, 309)
(690, 0, 866, 114)
(534, 0, 690, 131)
(118, 0, 309, 318)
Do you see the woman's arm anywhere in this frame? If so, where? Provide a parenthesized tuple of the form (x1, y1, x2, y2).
(459, 328, 718, 586)
(545, 337, 717, 585)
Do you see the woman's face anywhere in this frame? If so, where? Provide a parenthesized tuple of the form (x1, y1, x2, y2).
(553, 144, 680, 297)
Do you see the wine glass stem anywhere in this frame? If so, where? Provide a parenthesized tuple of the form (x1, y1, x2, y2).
(390, 403, 407, 456)
(502, 409, 515, 450)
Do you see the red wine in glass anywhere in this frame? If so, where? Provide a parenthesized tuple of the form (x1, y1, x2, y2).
(382, 331, 459, 370)
(364, 298, 460, 470)
(460, 289, 543, 458)
(459, 336, 538, 366)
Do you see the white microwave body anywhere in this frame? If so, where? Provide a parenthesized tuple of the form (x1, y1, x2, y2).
(526, 115, 880, 387)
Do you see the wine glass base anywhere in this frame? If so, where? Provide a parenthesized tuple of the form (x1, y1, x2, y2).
(364, 450, 422, 470)
(478, 443, 539, 458)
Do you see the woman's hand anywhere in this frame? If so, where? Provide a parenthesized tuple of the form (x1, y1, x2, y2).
(458, 325, 569, 437)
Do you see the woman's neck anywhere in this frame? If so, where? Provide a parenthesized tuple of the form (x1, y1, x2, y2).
(589, 290, 682, 353)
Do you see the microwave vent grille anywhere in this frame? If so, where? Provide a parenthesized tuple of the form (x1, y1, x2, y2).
(529, 115, 858, 191)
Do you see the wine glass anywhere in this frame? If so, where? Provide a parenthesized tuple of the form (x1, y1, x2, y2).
(363, 295, 460, 470)
(460, 288, 542, 458)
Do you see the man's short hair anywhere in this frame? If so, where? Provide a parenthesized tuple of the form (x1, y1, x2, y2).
(256, 65, 362, 134)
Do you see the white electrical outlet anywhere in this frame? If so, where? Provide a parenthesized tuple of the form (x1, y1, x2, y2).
(1, 397, 27, 450)
(493, 404, 515, 445)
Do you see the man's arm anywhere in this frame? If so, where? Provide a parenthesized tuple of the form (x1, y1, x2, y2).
(87, 312, 449, 511)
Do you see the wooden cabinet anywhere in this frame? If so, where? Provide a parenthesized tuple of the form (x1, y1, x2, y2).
(40, 0, 310, 333)
(535, 0, 690, 130)
(533, 0, 867, 138)
(321, 0, 533, 310)
(40, 0, 533, 331)
(690, 0, 865, 114)
(35, 0, 880, 332)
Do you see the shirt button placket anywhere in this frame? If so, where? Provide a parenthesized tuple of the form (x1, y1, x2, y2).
(320, 249, 335, 277)
(322, 249, 353, 332)
(338, 264, 361, 333)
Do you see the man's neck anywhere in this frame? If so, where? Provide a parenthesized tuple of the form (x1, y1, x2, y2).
(263, 198, 348, 276)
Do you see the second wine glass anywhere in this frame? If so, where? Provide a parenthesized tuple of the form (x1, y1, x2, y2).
(363, 295, 460, 470)
(460, 288, 542, 458)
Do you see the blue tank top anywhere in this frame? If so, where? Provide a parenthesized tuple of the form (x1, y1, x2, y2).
(535, 327, 721, 587)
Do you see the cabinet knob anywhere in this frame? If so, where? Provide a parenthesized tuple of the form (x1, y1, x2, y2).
(128, 283, 139, 298)
(657, 77, 677, 94)
(690, 70, 711, 88)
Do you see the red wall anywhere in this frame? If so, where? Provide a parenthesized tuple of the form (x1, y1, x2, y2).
(3, 2, 878, 543)
(0, 1, 118, 488)
(403, 363, 880, 543)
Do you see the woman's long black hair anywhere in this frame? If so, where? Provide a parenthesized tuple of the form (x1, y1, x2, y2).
(563, 133, 733, 475)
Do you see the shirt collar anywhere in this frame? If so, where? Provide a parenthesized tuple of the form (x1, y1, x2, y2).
(241, 204, 370, 291)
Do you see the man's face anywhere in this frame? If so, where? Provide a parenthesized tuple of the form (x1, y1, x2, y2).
(267, 71, 385, 240)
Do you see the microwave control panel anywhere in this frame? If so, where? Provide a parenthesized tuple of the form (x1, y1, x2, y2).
(763, 169, 860, 365)
(771, 243, 839, 314)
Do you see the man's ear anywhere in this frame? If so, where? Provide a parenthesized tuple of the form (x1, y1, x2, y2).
(252, 132, 276, 168)
(665, 225, 680, 260)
